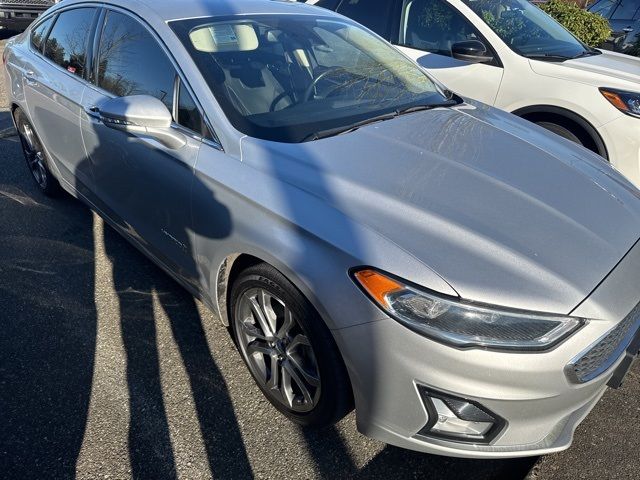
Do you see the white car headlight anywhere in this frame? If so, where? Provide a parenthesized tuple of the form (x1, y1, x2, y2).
(600, 88, 640, 118)
(353, 269, 586, 351)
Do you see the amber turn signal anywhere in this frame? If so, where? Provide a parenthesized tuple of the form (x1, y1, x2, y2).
(353, 269, 403, 307)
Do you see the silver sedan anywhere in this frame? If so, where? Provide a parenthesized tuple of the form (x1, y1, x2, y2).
(4, 0, 640, 458)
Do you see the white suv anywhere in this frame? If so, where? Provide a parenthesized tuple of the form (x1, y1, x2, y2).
(312, 0, 640, 186)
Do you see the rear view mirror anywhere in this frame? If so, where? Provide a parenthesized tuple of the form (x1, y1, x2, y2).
(94, 95, 186, 149)
(451, 40, 494, 64)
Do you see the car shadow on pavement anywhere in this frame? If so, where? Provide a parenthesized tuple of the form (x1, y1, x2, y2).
(101, 223, 254, 480)
(0, 112, 98, 480)
(302, 425, 538, 480)
(72, 113, 252, 478)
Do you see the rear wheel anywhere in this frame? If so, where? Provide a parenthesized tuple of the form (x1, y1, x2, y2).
(230, 262, 353, 427)
(14, 108, 61, 196)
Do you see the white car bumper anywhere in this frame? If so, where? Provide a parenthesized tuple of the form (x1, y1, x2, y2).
(600, 114, 640, 187)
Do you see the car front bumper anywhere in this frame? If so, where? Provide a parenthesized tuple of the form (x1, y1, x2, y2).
(599, 114, 640, 188)
(333, 240, 640, 458)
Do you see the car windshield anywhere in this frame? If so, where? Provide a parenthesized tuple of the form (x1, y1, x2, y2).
(462, 0, 593, 59)
(170, 15, 452, 143)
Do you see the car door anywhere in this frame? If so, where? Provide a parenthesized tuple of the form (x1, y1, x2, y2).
(22, 7, 99, 191)
(80, 9, 203, 283)
(608, 0, 640, 49)
(393, 0, 504, 105)
(588, 0, 626, 50)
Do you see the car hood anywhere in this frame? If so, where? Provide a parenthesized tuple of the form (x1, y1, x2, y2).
(530, 50, 640, 88)
(240, 103, 640, 314)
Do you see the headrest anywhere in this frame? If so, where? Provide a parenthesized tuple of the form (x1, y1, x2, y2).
(189, 23, 259, 53)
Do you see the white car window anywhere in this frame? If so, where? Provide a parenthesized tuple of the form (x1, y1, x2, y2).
(400, 0, 482, 56)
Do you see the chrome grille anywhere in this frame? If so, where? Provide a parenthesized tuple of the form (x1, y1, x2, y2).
(0, 0, 54, 7)
(568, 301, 640, 383)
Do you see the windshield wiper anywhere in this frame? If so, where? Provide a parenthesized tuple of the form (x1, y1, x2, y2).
(522, 53, 572, 62)
(302, 111, 398, 142)
(302, 95, 462, 142)
(571, 49, 602, 59)
(398, 97, 462, 115)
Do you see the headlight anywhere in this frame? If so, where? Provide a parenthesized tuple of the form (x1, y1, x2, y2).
(600, 88, 640, 118)
(352, 269, 586, 351)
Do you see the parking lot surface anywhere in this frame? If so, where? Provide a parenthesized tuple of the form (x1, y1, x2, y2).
(1, 32, 639, 480)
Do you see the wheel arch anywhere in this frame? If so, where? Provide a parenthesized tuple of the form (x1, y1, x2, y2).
(512, 105, 609, 160)
(10, 102, 22, 128)
(213, 252, 335, 331)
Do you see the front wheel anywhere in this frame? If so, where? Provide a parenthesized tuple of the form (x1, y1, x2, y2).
(230, 263, 353, 427)
(535, 121, 583, 146)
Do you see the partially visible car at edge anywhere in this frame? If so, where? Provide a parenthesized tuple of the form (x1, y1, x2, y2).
(314, 0, 640, 187)
(4, 0, 640, 460)
(589, 0, 640, 54)
(0, 0, 57, 32)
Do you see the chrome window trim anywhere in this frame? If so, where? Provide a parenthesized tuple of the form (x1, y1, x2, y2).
(26, 1, 224, 151)
(28, 10, 56, 54)
(202, 136, 224, 151)
(27, 5, 102, 85)
(172, 74, 180, 121)
(95, 4, 223, 148)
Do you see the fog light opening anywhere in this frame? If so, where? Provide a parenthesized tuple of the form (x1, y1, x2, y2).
(416, 386, 506, 444)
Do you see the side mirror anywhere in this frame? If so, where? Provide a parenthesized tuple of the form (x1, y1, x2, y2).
(96, 95, 186, 149)
(451, 40, 494, 64)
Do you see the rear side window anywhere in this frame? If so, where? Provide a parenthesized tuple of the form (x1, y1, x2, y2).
(31, 17, 53, 53)
(96, 11, 176, 113)
(336, 0, 395, 39)
(44, 8, 96, 77)
(590, 0, 619, 18)
(611, 0, 640, 19)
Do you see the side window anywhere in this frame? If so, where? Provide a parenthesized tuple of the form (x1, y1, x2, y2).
(336, 0, 395, 39)
(177, 80, 204, 134)
(97, 11, 176, 113)
(31, 16, 53, 53)
(44, 8, 96, 77)
(590, 0, 619, 18)
(400, 0, 484, 57)
(611, 0, 640, 20)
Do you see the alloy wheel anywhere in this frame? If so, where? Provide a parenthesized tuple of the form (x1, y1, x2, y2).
(235, 287, 321, 413)
(18, 121, 48, 190)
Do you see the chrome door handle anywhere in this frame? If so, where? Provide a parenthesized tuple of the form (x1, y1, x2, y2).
(24, 71, 38, 86)
(85, 105, 101, 119)
(623, 27, 634, 33)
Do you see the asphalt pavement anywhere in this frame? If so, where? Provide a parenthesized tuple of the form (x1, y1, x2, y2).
(1, 32, 638, 480)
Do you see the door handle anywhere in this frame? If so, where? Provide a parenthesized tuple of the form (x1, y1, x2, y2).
(623, 26, 634, 33)
(85, 105, 101, 120)
(23, 70, 38, 86)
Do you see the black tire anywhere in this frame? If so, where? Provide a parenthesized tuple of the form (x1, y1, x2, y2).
(230, 262, 353, 427)
(536, 121, 583, 146)
(14, 108, 62, 196)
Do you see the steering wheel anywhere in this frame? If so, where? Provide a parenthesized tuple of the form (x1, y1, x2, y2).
(302, 66, 350, 102)
(269, 90, 296, 112)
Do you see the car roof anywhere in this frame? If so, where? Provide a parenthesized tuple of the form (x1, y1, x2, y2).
(72, 0, 334, 22)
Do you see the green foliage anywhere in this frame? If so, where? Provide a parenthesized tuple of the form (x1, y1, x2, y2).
(540, 0, 611, 47)
(418, 1, 453, 31)
(482, 9, 537, 41)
